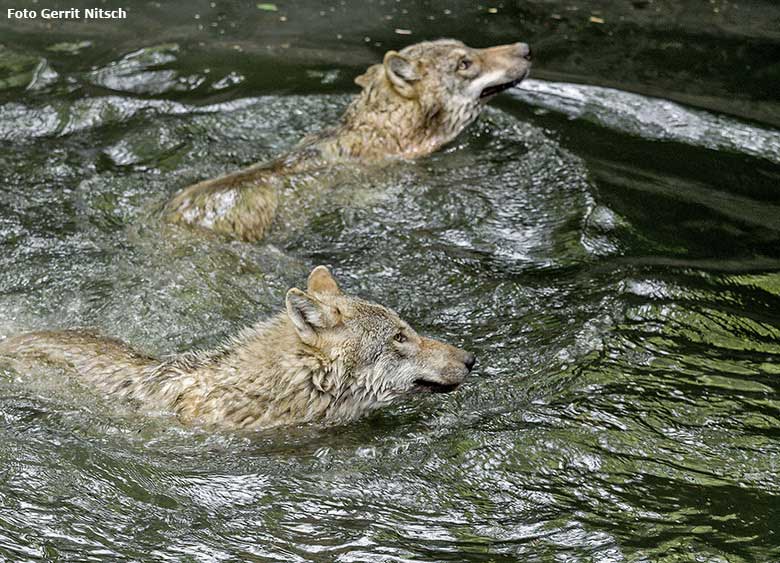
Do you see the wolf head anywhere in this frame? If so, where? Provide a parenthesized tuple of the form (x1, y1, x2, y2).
(285, 266, 475, 408)
(353, 39, 531, 148)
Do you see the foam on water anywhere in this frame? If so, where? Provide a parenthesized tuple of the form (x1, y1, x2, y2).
(0, 48, 779, 563)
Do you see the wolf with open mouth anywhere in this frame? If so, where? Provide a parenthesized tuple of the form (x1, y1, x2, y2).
(0, 267, 475, 429)
(166, 39, 531, 241)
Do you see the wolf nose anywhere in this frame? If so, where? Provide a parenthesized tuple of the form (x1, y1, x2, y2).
(517, 42, 532, 61)
(464, 353, 476, 371)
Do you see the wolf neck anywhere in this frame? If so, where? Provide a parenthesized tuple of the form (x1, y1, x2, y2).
(321, 76, 479, 161)
(178, 314, 377, 428)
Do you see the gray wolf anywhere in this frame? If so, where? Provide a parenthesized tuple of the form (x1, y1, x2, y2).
(166, 39, 531, 241)
(0, 267, 475, 429)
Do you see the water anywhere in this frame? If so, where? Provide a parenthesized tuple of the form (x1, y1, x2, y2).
(1, 1, 779, 561)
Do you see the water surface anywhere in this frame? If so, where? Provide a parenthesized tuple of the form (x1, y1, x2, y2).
(1, 1, 779, 561)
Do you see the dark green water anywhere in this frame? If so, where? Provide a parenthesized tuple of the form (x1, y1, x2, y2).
(1, 1, 779, 561)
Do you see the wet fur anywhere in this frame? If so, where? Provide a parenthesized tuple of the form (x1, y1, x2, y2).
(166, 39, 530, 241)
(0, 267, 473, 429)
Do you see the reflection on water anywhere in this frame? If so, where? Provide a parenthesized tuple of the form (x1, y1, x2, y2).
(1, 4, 780, 561)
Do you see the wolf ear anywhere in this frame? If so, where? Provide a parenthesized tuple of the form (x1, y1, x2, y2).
(307, 265, 342, 296)
(286, 288, 338, 345)
(383, 51, 419, 98)
(354, 63, 381, 88)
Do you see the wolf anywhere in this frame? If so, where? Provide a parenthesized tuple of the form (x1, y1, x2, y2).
(0, 267, 475, 429)
(166, 39, 531, 241)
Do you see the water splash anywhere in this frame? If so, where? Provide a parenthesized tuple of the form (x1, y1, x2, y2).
(513, 79, 780, 164)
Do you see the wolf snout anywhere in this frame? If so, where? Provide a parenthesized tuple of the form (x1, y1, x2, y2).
(464, 352, 476, 371)
(516, 42, 532, 61)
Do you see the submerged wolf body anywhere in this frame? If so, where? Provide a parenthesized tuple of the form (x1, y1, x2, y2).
(0, 267, 475, 429)
(167, 39, 531, 241)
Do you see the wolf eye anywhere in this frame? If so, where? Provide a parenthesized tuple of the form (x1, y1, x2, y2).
(393, 332, 407, 343)
(457, 58, 472, 71)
